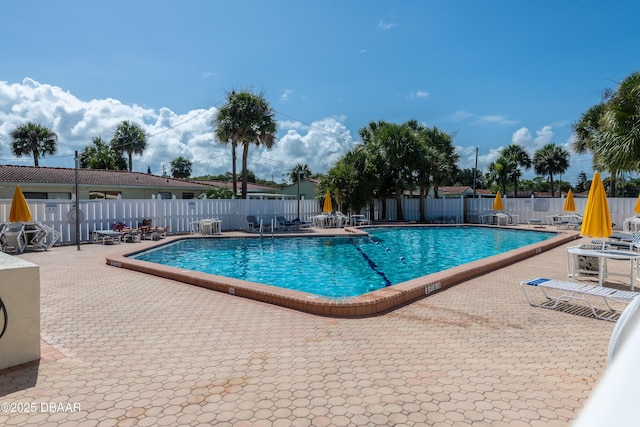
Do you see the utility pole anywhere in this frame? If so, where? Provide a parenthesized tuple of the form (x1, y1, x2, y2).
(473, 146, 478, 197)
(75, 151, 80, 251)
(296, 168, 301, 220)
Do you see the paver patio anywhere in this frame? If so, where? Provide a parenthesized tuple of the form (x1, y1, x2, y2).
(0, 229, 618, 426)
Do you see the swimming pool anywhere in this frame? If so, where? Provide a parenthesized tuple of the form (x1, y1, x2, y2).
(109, 225, 576, 316)
(130, 226, 557, 298)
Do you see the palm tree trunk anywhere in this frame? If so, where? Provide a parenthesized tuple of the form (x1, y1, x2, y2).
(549, 175, 555, 197)
(128, 152, 133, 172)
(231, 143, 237, 195)
(609, 172, 617, 197)
(241, 143, 250, 198)
(395, 187, 404, 221)
(369, 196, 375, 222)
(419, 188, 426, 222)
(33, 153, 39, 167)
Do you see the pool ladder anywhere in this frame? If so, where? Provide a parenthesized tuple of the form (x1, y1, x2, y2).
(258, 219, 275, 239)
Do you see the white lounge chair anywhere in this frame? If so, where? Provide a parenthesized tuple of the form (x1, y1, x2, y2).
(520, 277, 638, 321)
(0, 223, 27, 254)
(593, 233, 640, 252)
(93, 229, 122, 244)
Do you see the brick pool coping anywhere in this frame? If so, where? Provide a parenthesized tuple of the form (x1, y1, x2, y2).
(105, 225, 580, 317)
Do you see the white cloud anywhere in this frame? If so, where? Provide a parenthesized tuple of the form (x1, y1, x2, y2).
(445, 110, 516, 127)
(511, 125, 555, 151)
(378, 20, 398, 30)
(446, 110, 474, 122)
(511, 127, 532, 145)
(534, 125, 554, 146)
(0, 79, 356, 180)
(280, 89, 293, 101)
(409, 90, 429, 99)
(474, 114, 518, 127)
(253, 117, 355, 182)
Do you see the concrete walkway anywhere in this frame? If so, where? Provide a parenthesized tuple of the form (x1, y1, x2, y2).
(0, 231, 619, 426)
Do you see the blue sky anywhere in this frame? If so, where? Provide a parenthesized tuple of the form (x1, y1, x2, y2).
(1, 1, 639, 184)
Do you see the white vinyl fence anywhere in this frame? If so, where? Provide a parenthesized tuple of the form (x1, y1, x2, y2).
(1, 195, 637, 245)
(466, 195, 637, 229)
(0, 197, 323, 245)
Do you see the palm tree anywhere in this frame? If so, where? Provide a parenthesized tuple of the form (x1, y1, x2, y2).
(110, 121, 147, 172)
(360, 121, 420, 221)
(212, 90, 277, 198)
(572, 102, 617, 195)
(486, 157, 510, 195)
(80, 136, 127, 170)
(212, 91, 241, 195)
(322, 146, 374, 216)
(413, 134, 445, 221)
(289, 164, 311, 183)
(533, 143, 570, 197)
(501, 144, 531, 197)
(170, 156, 193, 179)
(573, 72, 640, 196)
(422, 125, 458, 198)
(599, 71, 640, 196)
(407, 121, 456, 220)
(9, 122, 58, 167)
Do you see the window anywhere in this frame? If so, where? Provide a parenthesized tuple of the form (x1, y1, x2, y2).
(23, 192, 47, 199)
(158, 192, 171, 199)
(89, 191, 121, 199)
(182, 192, 194, 199)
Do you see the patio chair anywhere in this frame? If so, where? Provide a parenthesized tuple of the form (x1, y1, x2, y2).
(37, 222, 61, 249)
(23, 222, 50, 251)
(149, 226, 169, 240)
(122, 227, 141, 243)
(246, 215, 259, 232)
(276, 216, 294, 231)
(199, 219, 214, 235)
(355, 216, 371, 226)
(292, 218, 312, 230)
(335, 211, 349, 228)
(0, 223, 27, 254)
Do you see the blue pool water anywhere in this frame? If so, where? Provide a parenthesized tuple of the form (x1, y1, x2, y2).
(131, 226, 555, 298)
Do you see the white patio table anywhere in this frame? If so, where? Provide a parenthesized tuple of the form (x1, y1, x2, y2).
(567, 245, 640, 290)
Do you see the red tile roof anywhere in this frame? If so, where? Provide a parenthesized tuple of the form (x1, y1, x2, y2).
(0, 164, 212, 189)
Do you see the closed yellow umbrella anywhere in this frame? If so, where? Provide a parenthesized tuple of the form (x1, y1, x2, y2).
(493, 191, 504, 211)
(323, 190, 333, 213)
(634, 194, 640, 215)
(580, 172, 612, 239)
(9, 185, 32, 223)
(563, 189, 576, 212)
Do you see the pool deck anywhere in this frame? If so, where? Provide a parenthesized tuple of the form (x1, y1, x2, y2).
(0, 225, 626, 425)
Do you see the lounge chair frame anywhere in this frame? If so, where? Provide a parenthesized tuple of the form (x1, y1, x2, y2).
(0, 223, 27, 254)
(521, 278, 638, 321)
